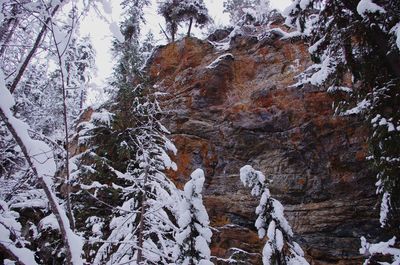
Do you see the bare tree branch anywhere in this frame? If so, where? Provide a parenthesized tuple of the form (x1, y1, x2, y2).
(8, 2, 61, 94)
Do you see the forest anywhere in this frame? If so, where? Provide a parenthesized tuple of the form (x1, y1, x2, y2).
(0, 0, 399, 264)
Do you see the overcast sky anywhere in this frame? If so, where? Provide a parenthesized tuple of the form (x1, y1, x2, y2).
(80, 0, 292, 102)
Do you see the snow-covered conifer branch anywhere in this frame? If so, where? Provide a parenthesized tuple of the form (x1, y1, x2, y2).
(240, 165, 309, 265)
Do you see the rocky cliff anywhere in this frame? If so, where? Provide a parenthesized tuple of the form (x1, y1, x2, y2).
(147, 30, 381, 264)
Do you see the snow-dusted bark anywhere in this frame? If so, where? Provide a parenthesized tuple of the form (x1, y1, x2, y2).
(240, 165, 309, 265)
(175, 169, 213, 265)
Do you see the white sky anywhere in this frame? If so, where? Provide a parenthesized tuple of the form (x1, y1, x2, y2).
(80, 0, 292, 101)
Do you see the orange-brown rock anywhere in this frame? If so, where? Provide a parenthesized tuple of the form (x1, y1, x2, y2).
(148, 33, 380, 264)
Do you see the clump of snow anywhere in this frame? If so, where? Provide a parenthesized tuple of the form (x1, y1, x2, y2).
(287, 253, 310, 265)
(165, 138, 177, 155)
(357, 0, 386, 17)
(199, 260, 214, 265)
(342, 99, 371, 116)
(271, 199, 293, 237)
(360, 236, 400, 264)
(206, 53, 234, 69)
(208, 40, 231, 51)
(91, 109, 114, 126)
(159, 149, 178, 171)
(101, 0, 112, 14)
(240, 165, 265, 196)
(379, 192, 391, 227)
(9, 189, 48, 210)
(308, 55, 337, 86)
(258, 28, 302, 42)
(80, 181, 107, 190)
(86, 216, 104, 238)
(109, 22, 124, 42)
(39, 214, 60, 231)
(0, 200, 39, 265)
(308, 36, 326, 54)
(394, 23, 400, 50)
(299, 0, 311, 10)
(327, 86, 352, 94)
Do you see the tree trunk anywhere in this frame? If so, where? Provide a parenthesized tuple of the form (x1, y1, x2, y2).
(187, 18, 193, 37)
(0, 2, 19, 44)
(0, 18, 18, 58)
(171, 22, 177, 42)
(50, 16, 75, 231)
(159, 23, 170, 43)
(0, 1, 21, 59)
(137, 164, 149, 264)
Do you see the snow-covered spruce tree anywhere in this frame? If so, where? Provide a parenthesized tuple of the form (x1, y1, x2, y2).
(91, 89, 178, 264)
(71, 1, 182, 264)
(284, 0, 400, 226)
(175, 169, 213, 265)
(240, 165, 309, 265)
(158, 0, 211, 41)
(73, 84, 179, 264)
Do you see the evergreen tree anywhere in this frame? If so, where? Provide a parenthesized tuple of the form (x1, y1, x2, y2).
(240, 165, 309, 265)
(284, 0, 400, 226)
(72, 1, 182, 263)
(175, 169, 213, 265)
(78, 84, 180, 264)
(158, 0, 211, 42)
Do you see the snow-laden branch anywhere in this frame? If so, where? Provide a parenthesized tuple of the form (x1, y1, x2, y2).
(0, 200, 38, 265)
(240, 165, 309, 265)
(0, 70, 83, 265)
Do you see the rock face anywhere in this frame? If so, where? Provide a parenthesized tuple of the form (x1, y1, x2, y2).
(148, 34, 380, 264)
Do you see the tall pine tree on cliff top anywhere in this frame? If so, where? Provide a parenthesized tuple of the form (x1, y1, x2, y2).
(158, 0, 211, 42)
